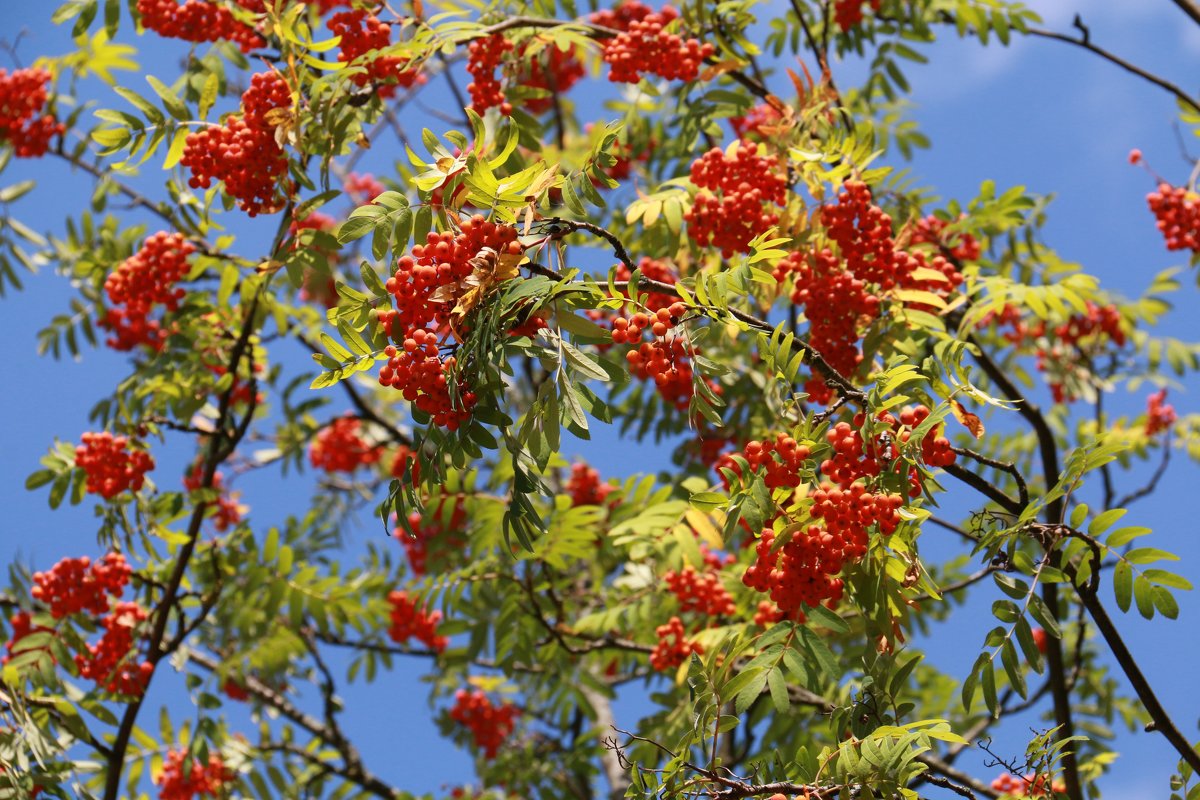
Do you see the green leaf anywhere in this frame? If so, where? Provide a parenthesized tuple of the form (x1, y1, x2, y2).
(1113, 560, 1133, 613)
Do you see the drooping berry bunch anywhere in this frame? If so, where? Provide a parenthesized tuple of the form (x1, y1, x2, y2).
(0, 67, 63, 158)
(344, 172, 385, 204)
(1036, 302, 1127, 403)
(377, 216, 525, 428)
(309, 416, 382, 473)
(76, 432, 155, 499)
(136, 0, 264, 53)
(519, 42, 585, 113)
(387, 590, 448, 653)
(394, 497, 467, 576)
(75, 601, 153, 695)
(449, 689, 520, 759)
(32, 553, 132, 619)
(328, 10, 424, 98)
(183, 464, 245, 532)
(590, 1, 657, 31)
(686, 142, 787, 257)
(625, 337, 700, 410)
(753, 600, 805, 626)
(566, 463, 615, 507)
(156, 748, 234, 800)
(820, 407, 956, 496)
(649, 615, 703, 671)
(598, 2, 714, 84)
(833, 0, 882, 31)
(466, 35, 514, 115)
(990, 773, 1066, 798)
(1147, 182, 1200, 253)
(664, 565, 735, 616)
(99, 232, 195, 351)
(181, 71, 292, 216)
(1146, 388, 1177, 436)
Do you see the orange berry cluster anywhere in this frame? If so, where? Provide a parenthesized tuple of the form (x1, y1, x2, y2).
(466, 35, 514, 115)
(136, 0, 264, 53)
(309, 416, 382, 473)
(387, 590, 447, 653)
(520, 42, 585, 114)
(599, 3, 714, 84)
(990, 773, 1066, 798)
(378, 216, 525, 428)
(76, 432, 155, 499)
(649, 615, 703, 671)
(833, 0, 882, 31)
(32, 553, 131, 619)
(566, 463, 615, 507)
(737, 434, 812, 490)
(181, 71, 292, 216)
(626, 337, 699, 410)
(449, 689, 520, 759)
(1146, 388, 1177, 436)
(156, 748, 233, 800)
(1147, 183, 1200, 253)
(328, 10, 424, 98)
(664, 565, 735, 616)
(75, 601, 153, 695)
(0, 67, 63, 158)
(753, 600, 805, 626)
(344, 171, 385, 204)
(394, 497, 467, 576)
(100, 232, 194, 351)
(686, 142, 787, 257)
(183, 464, 245, 532)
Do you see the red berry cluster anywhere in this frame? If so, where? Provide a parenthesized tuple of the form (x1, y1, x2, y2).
(449, 689, 520, 759)
(328, 10, 424, 98)
(466, 35, 514, 115)
(3, 612, 53, 665)
(1146, 388, 1177, 436)
(32, 553, 132, 619)
(566, 463, 615, 507)
(625, 337, 699, 410)
(1147, 183, 1200, 253)
(309, 416, 382, 473)
(100, 232, 195, 351)
(344, 171, 385, 204)
(752, 600, 805, 626)
(183, 464, 245, 532)
(833, 0, 882, 31)
(520, 43, 585, 113)
(649, 615, 703, 671)
(730, 102, 784, 141)
(664, 565, 735, 616)
(0, 67, 63, 158)
(910, 214, 982, 263)
(377, 216, 525, 428)
(181, 71, 292, 216)
(221, 678, 250, 701)
(590, 1, 656, 30)
(390, 445, 422, 483)
(686, 142, 787, 257)
(990, 773, 1066, 798)
(394, 497, 467, 576)
(136, 0, 264, 53)
(75, 601, 153, 695)
(76, 432, 155, 499)
(387, 590, 448, 653)
(719, 434, 812, 491)
(821, 407, 955, 496)
(157, 748, 233, 800)
(599, 3, 714, 84)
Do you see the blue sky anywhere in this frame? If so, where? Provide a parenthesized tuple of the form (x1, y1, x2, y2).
(1, 0, 1199, 797)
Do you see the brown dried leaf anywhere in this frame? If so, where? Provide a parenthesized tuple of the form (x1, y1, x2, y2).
(951, 400, 985, 439)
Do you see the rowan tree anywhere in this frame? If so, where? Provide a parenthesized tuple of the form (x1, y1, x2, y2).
(1, 1, 1199, 800)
